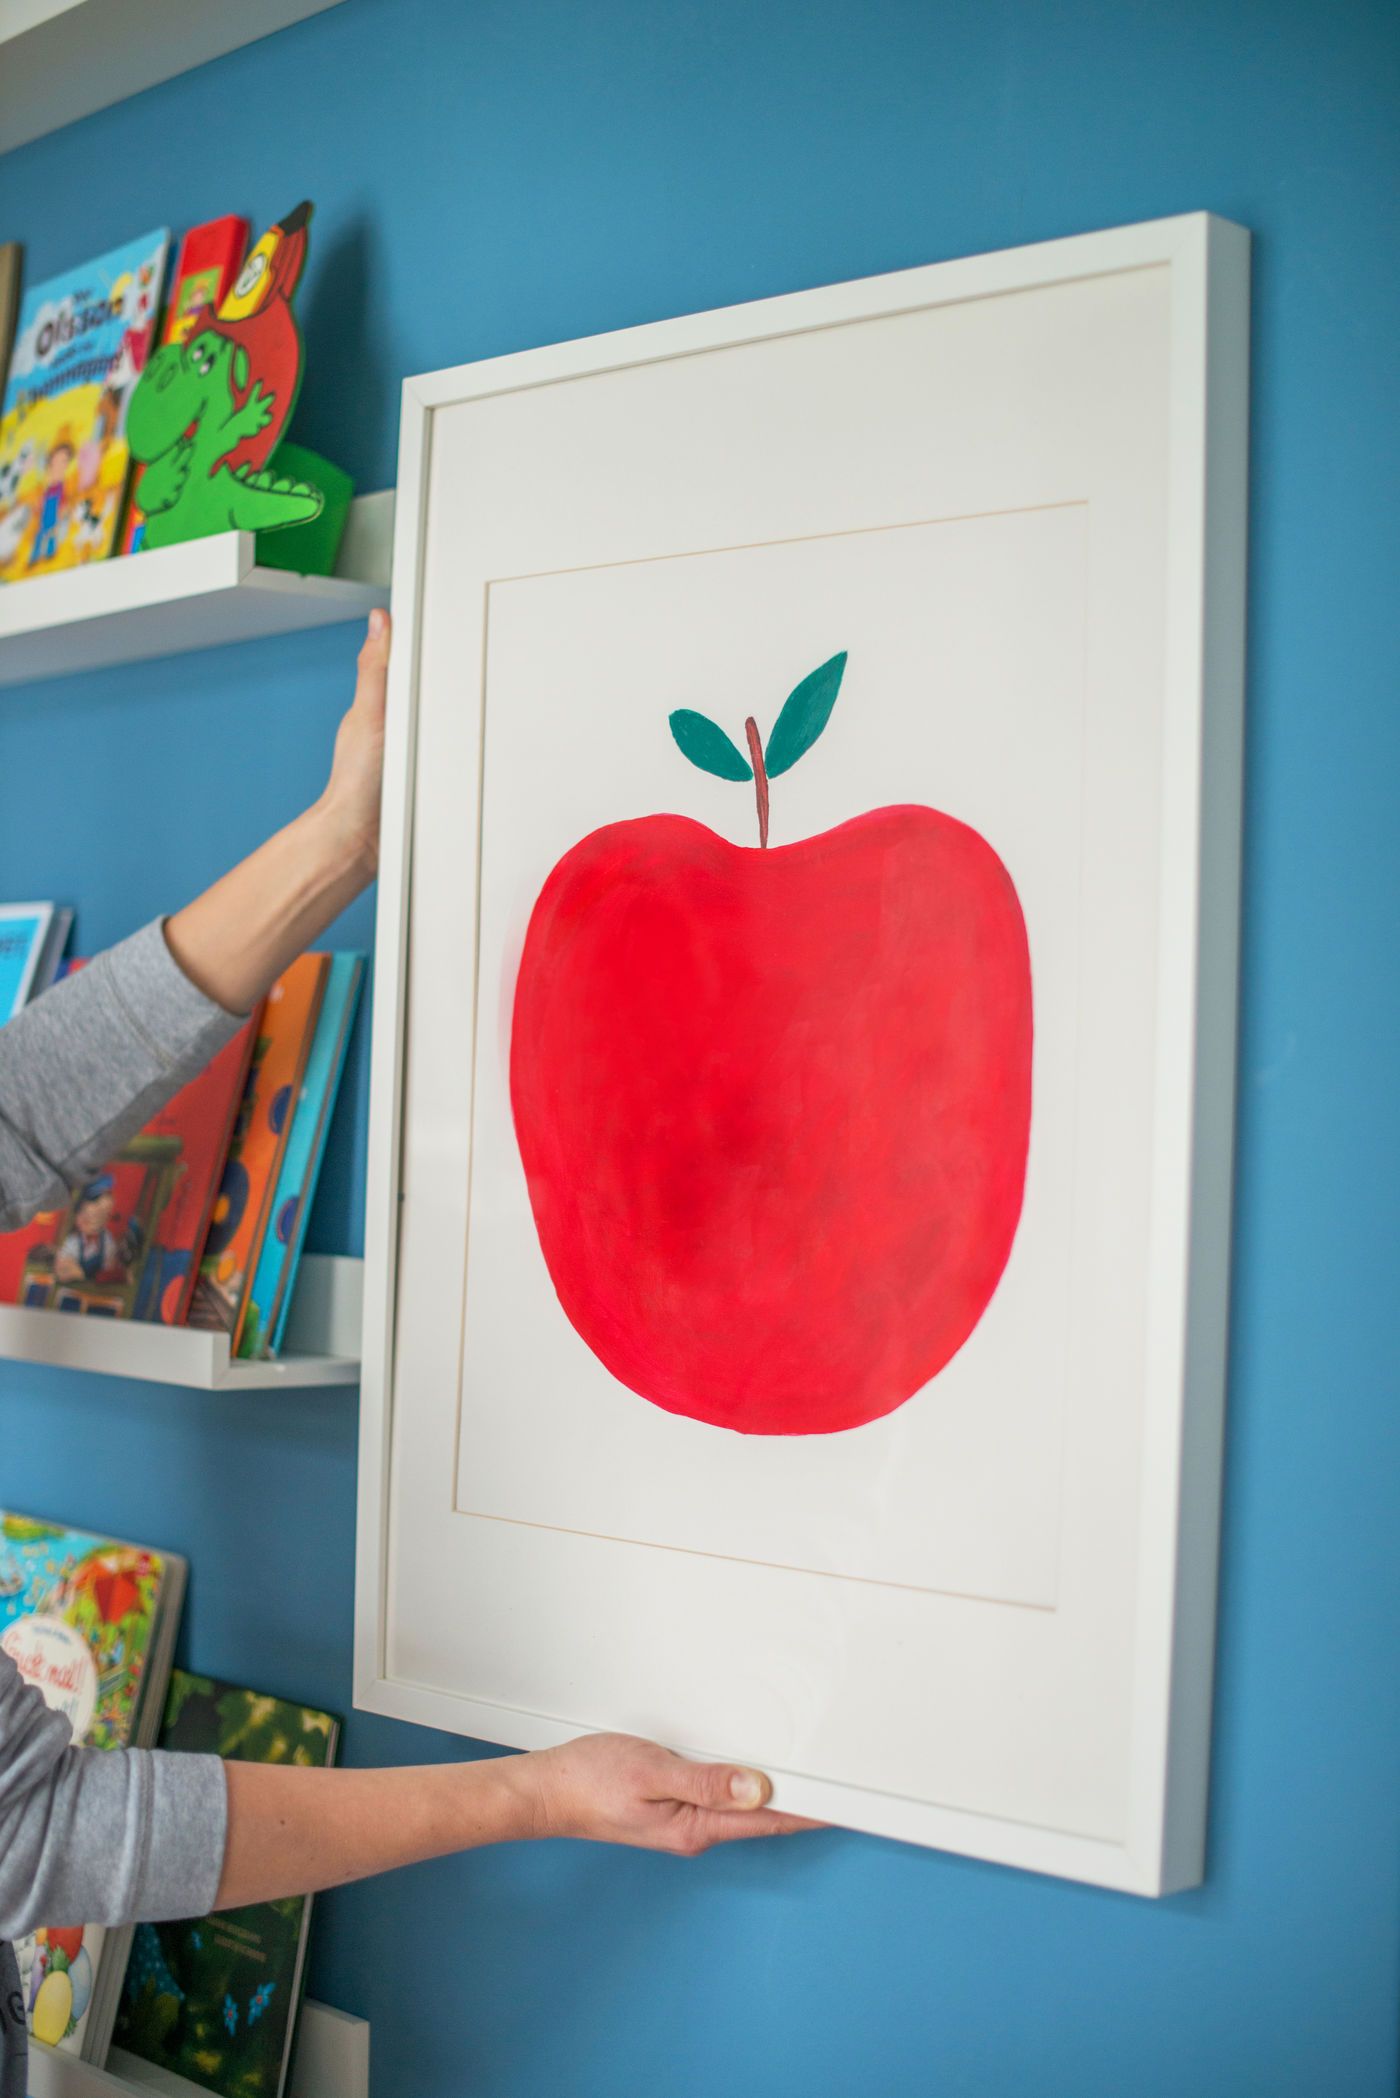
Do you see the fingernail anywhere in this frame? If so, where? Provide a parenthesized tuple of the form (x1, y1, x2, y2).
(729, 1770, 764, 1807)
(368, 608, 386, 637)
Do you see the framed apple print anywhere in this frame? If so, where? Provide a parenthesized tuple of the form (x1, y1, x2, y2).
(356, 212, 1250, 1895)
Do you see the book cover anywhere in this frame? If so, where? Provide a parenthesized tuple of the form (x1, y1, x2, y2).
(0, 1003, 261, 1323)
(189, 955, 328, 1339)
(0, 227, 169, 582)
(113, 1670, 339, 2098)
(0, 1511, 186, 2061)
(0, 955, 82, 1304)
(121, 215, 249, 555)
(0, 902, 55, 1020)
(238, 956, 363, 1359)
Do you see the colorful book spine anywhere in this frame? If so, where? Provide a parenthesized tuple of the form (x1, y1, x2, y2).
(237, 955, 363, 1358)
(0, 241, 21, 418)
(189, 954, 328, 1339)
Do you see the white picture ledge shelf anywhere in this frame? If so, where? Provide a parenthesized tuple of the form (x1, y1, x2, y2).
(0, 1254, 362, 1390)
(27, 1998, 369, 2098)
(0, 491, 393, 688)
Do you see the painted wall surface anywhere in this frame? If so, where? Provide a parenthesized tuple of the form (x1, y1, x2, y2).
(1, 4, 1396, 2093)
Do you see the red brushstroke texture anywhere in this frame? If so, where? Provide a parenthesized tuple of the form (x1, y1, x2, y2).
(510, 807, 1033, 1435)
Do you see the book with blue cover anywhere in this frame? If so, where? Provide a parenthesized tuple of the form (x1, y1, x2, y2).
(0, 227, 170, 581)
(237, 954, 364, 1359)
(0, 902, 70, 1020)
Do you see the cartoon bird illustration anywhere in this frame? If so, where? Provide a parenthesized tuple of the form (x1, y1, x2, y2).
(208, 200, 313, 480)
(220, 200, 310, 322)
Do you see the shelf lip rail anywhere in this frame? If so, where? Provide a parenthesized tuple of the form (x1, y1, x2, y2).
(0, 494, 393, 689)
(0, 1254, 362, 1390)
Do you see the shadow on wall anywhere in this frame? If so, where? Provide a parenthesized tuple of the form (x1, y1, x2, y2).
(294, 213, 392, 480)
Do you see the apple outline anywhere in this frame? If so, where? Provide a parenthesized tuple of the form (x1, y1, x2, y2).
(509, 652, 1033, 1436)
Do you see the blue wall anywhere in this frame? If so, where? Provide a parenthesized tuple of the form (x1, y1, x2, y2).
(2, 3, 1397, 2093)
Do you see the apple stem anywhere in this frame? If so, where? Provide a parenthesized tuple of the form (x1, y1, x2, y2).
(744, 717, 770, 849)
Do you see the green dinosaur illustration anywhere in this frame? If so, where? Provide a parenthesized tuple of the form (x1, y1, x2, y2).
(126, 329, 323, 550)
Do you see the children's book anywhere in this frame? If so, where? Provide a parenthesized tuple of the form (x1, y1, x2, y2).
(0, 228, 169, 583)
(238, 956, 363, 1359)
(0, 243, 20, 401)
(33, 906, 73, 994)
(189, 955, 328, 1340)
(0, 901, 63, 1019)
(112, 1670, 339, 2098)
(120, 215, 249, 555)
(0, 1511, 187, 2064)
(0, 997, 261, 1323)
(0, 951, 82, 1301)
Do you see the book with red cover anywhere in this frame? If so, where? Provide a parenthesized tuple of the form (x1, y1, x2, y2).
(0, 979, 261, 1324)
(120, 214, 249, 555)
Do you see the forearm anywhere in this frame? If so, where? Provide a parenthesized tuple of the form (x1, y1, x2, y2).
(217, 1754, 535, 1909)
(0, 615, 386, 1228)
(218, 1733, 808, 1908)
(165, 799, 371, 1016)
(165, 611, 388, 1014)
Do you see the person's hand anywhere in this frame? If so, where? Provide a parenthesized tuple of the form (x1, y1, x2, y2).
(509, 1731, 820, 1855)
(166, 608, 391, 1013)
(318, 608, 390, 877)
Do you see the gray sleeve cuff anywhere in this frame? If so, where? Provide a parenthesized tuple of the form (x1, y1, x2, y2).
(138, 1751, 230, 1921)
(0, 1739, 228, 1937)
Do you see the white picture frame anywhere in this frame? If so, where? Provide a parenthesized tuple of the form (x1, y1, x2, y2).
(355, 212, 1249, 1895)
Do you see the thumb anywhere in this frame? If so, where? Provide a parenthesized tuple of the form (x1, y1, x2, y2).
(353, 608, 391, 718)
(663, 1753, 773, 1813)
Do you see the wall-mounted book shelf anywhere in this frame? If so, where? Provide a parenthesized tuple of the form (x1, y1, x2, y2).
(0, 0, 349, 154)
(0, 1253, 361, 1390)
(26, 1998, 369, 2098)
(0, 491, 393, 688)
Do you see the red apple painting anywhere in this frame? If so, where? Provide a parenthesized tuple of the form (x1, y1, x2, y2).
(509, 653, 1033, 1436)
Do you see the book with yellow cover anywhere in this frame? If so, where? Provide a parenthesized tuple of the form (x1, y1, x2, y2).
(0, 229, 169, 581)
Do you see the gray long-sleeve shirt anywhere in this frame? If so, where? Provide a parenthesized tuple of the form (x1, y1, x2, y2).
(0, 919, 244, 2093)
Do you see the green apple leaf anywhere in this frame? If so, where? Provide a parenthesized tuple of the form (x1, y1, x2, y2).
(763, 651, 847, 778)
(669, 709, 753, 782)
